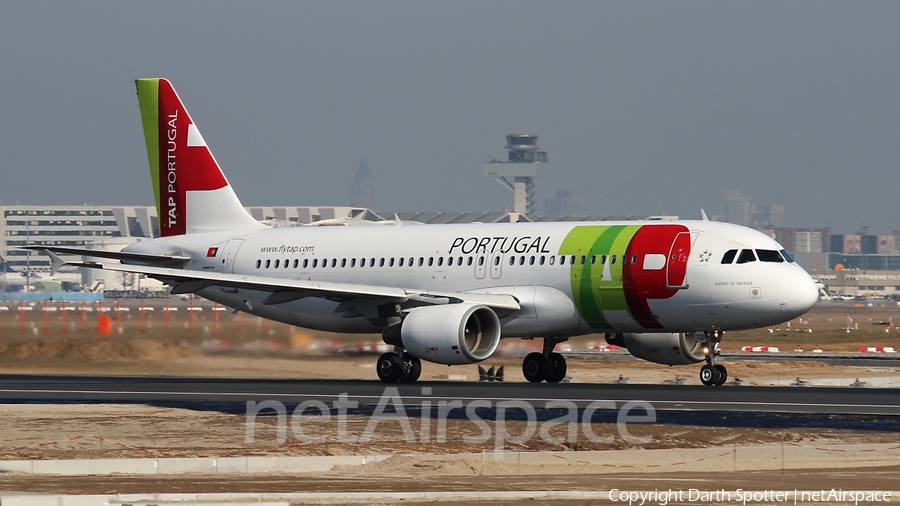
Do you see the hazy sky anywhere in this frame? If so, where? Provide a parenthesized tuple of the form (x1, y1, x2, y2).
(1, 2, 898, 233)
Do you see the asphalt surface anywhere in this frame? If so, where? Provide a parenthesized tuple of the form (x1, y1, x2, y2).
(0, 374, 898, 420)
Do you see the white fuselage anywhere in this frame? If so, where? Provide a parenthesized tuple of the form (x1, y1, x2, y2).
(124, 219, 819, 339)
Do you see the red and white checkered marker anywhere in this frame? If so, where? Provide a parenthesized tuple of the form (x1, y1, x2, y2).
(859, 346, 896, 353)
(742, 346, 780, 352)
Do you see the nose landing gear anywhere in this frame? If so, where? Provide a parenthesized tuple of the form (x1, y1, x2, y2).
(698, 331, 727, 386)
(522, 338, 568, 383)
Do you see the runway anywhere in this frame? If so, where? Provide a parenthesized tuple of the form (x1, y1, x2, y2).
(1, 374, 899, 420)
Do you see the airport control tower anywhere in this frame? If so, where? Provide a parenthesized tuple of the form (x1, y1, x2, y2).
(482, 133, 548, 216)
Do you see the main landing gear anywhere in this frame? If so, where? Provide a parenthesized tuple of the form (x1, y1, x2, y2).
(376, 348, 421, 383)
(522, 338, 568, 383)
(698, 331, 727, 386)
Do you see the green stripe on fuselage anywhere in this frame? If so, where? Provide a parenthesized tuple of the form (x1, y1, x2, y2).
(559, 225, 641, 329)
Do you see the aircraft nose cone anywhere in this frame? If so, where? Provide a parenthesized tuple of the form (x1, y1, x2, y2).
(777, 268, 818, 317)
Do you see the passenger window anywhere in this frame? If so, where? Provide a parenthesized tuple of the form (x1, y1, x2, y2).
(265, 259, 271, 268)
(570, 255, 576, 265)
(379, 258, 385, 267)
(756, 249, 784, 263)
(580, 255, 585, 265)
(600, 255, 607, 264)
(549, 256, 555, 265)
(610, 255, 617, 264)
(780, 249, 794, 263)
(256, 260, 261, 269)
(409, 257, 414, 266)
(293, 259, 299, 268)
(479, 256, 485, 266)
(560, 256, 566, 265)
(428, 257, 434, 267)
(529, 256, 535, 265)
(341, 258, 347, 268)
(331, 259, 337, 268)
(398, 257, 404, 267)
(632, 255, 638, 264)
(312, 259, 318, 268)
(721, 249, 738, 264)
(303, 259, 309, 268)
(274, 259, 280, 268)
(494, 256, 500, 266)
(284, 258, 289, 268)
(418, 257, 424, 267)
(736, 249, 756, 264)
(590, 255, 596, 264)
(519, 256, 525, 265)
(438, 257, 444, 267)
(350, 258, 356, 267)
(389, 258, 395, 267)
(509, 257, 515, 266)
(447, 257, 452, 266)
(467, 257, 473, 266)
(369, 258, 375, 267)
(539, 256, 545, 265)
(457, 257, 463, 266)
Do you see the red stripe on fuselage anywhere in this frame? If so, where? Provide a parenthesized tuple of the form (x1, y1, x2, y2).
(622, 224, 690, 329)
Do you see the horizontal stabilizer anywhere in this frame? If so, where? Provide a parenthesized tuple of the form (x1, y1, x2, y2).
(21, 246, 190, 268)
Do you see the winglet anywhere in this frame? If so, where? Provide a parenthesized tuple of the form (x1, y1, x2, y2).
(46, 250, 69, 276)
(700, 209, 709, 222)
(394, 214, 403, 226)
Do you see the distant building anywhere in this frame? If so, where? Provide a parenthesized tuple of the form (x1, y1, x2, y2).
(751, 204, 784, 228)
(775, 228, 830, 254)
(544, 190, 581, 216)
(0, 205, 158, 272)
(724, 190, 751, 227)
(351, 160, 376, 209)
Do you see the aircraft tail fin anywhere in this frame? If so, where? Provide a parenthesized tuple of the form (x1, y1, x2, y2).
(0, 255, 16, 273)
(134, 79, 264, 237)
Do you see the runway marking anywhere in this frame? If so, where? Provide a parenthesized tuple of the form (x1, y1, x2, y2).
(0, 389, 898, 412)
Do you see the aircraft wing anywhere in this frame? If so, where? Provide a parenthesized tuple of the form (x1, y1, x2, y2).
(54, 257, 521, 312)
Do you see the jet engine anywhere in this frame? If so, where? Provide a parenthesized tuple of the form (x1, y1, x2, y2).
(383, 303, 501, 365)
(606, 332, 705, 365)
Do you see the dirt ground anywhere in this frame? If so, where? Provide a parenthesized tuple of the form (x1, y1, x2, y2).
(0, 302, 899, 385)
(0, 403, 899, 501)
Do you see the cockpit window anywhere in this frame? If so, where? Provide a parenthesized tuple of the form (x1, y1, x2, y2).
(780, 249, 794, 263)
(736, 249, 756, 264)
(721, 249, 738, 264)
(756, 249, 784, 263)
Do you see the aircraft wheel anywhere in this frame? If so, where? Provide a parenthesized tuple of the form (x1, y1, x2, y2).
(400, 353, 422, 383)
(377, 352, 404, 383)
(545, 352, 567, 383)
(522, 352, 548, 383)
(699, 364, 720, 386)
(714, 364, 728, 386)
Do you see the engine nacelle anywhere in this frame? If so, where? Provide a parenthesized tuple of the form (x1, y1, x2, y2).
(388, 303, 501, 365)
(608, 332, 706, 365)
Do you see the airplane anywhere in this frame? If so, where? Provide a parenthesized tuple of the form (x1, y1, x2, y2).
(26, 78, 818, 386)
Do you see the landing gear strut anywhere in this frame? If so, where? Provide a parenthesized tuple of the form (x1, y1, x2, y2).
(698, 331, 727, 386)
(376, 349, 421, 383)
(522, 338, 568, 383)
